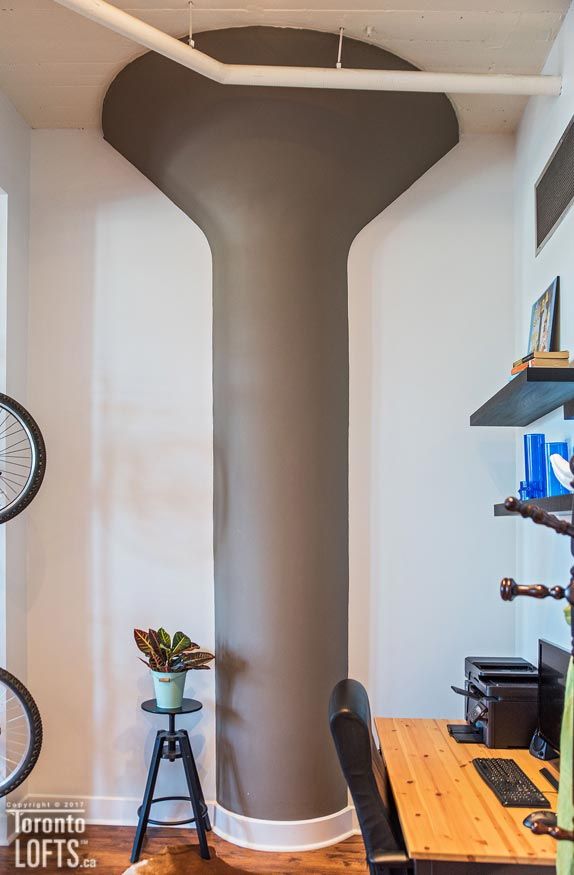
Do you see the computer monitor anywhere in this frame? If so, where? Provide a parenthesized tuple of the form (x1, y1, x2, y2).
(537, 638, 570, 756)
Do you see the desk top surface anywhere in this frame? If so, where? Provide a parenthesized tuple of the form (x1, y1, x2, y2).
(375, 717, 558, 866)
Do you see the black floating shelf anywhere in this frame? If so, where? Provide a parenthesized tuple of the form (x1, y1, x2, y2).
(494, 494, 574, 517)
(470, 368, 574, 427)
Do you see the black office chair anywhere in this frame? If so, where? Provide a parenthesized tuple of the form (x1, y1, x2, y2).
(329, 679, 412, 875)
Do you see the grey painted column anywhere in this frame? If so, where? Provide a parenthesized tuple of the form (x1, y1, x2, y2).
(102, 27, 458, 822)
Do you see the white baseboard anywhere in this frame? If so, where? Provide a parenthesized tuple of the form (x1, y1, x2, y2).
(212, 803, 357, 852)
(19, 795, 358, 852)
(21, 794, 213, 828)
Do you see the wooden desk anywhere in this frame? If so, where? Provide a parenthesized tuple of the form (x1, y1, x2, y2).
(375, 718, 558, 874)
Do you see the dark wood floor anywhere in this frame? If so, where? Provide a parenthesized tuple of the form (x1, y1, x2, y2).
(0, 825, 368, 874)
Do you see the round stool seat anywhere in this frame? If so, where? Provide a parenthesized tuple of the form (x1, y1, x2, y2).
(141, 698, 202, 715)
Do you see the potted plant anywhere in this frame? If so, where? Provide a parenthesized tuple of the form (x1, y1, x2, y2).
(134, 628, 214, 709)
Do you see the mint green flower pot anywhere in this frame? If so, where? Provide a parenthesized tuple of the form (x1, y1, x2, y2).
(152, 670, 187, 709)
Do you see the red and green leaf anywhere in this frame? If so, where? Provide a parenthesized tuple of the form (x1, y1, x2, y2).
(147, 628, 163, 659)
(134, 629, 153, 656)
(181, 650, 215, 669)
(172, 632, 195, 656)
(157, 628, 171, 650)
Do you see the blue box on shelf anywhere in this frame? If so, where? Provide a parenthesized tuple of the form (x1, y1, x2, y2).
(523, 433, 546, 499)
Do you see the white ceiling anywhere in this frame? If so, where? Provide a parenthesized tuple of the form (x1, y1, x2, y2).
(0, 0, 571, 132)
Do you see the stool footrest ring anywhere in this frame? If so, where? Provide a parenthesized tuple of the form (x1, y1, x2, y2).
(137, 795, 197, 827)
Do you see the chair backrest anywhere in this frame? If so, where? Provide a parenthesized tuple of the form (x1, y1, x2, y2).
(329, 678, 403, 860)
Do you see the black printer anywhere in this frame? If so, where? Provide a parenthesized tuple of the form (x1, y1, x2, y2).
(451, 656, 539, 748)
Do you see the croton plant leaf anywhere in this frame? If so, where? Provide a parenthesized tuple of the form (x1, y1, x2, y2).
(134, 629, 153, 656)
(182, 651, 215, 668)
(172, 632, 195, 656)
(139, 656, 160, 670)
(147, 628, 163, 658)
(157, 628, 171, 650)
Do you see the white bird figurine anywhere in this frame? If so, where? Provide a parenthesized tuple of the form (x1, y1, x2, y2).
(549, 454, 574, 492)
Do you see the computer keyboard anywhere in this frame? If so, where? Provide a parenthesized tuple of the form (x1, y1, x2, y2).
(472, 758, 551, 808)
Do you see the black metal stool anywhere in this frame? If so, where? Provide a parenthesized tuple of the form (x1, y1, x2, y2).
(131, 698, 211, 863)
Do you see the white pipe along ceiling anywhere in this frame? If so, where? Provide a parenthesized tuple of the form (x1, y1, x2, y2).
(53, 0, 563, 97)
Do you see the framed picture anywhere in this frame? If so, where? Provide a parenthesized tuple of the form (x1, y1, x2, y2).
(527, 278, 559, 354)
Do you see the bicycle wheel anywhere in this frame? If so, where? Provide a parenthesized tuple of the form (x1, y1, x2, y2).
(0, 668, 42, 797)
(0, 394, 46, 524)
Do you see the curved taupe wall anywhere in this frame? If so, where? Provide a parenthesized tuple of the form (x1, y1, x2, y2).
(103, 27, 458, 821)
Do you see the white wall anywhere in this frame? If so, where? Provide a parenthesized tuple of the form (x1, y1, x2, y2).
(0, 90, 31, 684)
(27, 130, 215, 822)
(0, 90, 31, 839)
(349, 134, 518, 717)
(0, 90, 30, 403)
(513, 5, 574, 662)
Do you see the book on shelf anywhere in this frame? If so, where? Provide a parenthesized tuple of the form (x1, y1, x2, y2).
(511, 357, 570, 376)
(512, 350, 569, 368)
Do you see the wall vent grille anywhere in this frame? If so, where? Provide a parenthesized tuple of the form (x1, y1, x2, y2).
(536, 114, 574, 254)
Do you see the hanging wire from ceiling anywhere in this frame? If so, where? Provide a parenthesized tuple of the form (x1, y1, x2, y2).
(336, 27, 344, 69)
(188, 0, 195, 48)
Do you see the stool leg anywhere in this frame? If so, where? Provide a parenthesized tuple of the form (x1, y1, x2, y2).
(131, 731, 165, 864)
(179, 731, 210, 860)
(187, 742, 212, 831)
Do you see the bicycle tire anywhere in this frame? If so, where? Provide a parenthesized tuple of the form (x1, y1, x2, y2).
(0, 393, 46, 524)
(0, 668, 43, 797)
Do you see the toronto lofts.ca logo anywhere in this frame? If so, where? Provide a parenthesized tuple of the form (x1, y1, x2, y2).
(6, 801, 97, 869)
